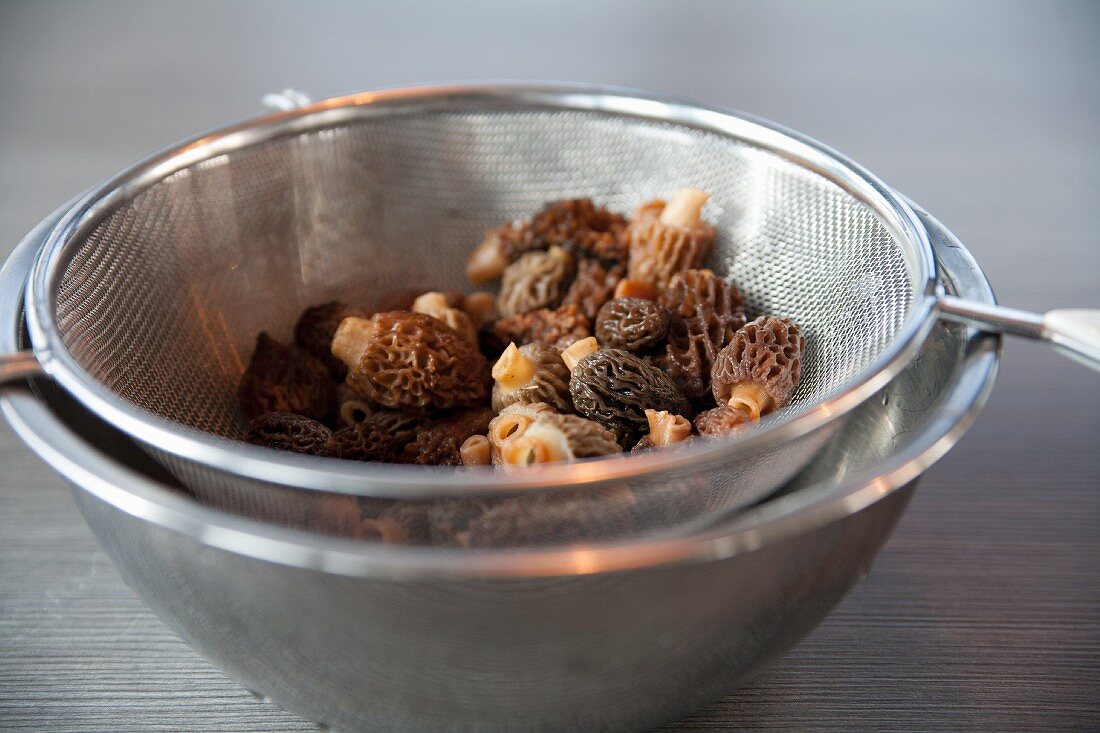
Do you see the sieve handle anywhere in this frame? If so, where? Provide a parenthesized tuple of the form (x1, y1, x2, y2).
(0, 351, 44, 385)
(938, 296, 1100, 372)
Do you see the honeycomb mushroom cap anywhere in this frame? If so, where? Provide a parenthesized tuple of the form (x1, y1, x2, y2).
(595, 297, 671, 353)
(334, 311, 491, 414)
(238, 333, 337, 422)
(327, 422, 401, 462)
(400, 406, 495, 466)
(471, 199, 629, 285)
(569, 348, 690, 437)
(497, 246, 577, 318)
(561, 258, 624, 321)
(528, 198, 630, 265)
(482, 304, 591, 355)
(625, 201, 716, 291)
(245, 412, 333, 455)
(660, 270, 746, 401)
(294, 301, 373, 379)
(711, 315, 805, 412)
(491, 342, 572, 414)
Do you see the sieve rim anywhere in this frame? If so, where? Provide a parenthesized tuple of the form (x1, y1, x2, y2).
(23, 82, 939, 497)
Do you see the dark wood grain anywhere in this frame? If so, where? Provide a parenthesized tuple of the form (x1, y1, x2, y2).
(1, 1, 1097, 731)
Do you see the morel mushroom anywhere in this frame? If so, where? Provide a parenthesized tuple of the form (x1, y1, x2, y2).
(660, 269, 746, 401)
(491, 342, 572, 414)
(466, 198, 629, 285)
(238, 333, 337, 422)
(561, 258, 624, 321)
(327, 422, 401, 462)
(626, 189, 717, 291)
(497, 246, 576, 318)
(482, 304, 591, 354)
(595, 297, 671, 353)
(711, 315, 805, 420)
(499, 412, 622, 467)
(487, 402, 558, 465)
(569, 348, 690, 438)
(693, 404, 751, 436)
(332, 312, 490, 414)
(400, 406, 495, 466)
(245, 412, 333, 455)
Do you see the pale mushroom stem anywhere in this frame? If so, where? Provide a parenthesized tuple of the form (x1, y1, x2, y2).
(460, 435, 491, 466)
(613, 278, 658, 301)
(645, 409, 693, 446)
(561, 336, 599, 372)
(339, 399, 374, 427)
(331, 316, 374, 369)
(727, 383, 774, 421)
(502, 436, 551, 466)
(492, 342, 536, 391)
(659, 188, 710, 228)
(490, 413, 533, 445)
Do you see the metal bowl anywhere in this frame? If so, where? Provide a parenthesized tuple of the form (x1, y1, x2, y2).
(1, 84, 944, 542)
(0, 201, 999, 732)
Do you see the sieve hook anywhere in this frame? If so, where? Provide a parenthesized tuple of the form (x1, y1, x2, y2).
(938, 296, 1100, 372)
(0, 351, 44, 385)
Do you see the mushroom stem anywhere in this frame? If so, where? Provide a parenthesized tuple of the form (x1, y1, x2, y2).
(561, 336, 599, 372)
(490, 413, 534, 445)
(466, 233, 509, 284)
(339, 399, 374, 427)
(613, 278, 658, 301)
(492, 342, 537, 391)
(727, 383, 774, 421)
(502, 436, 551, 466)
(331, 316, 373, 369)
(462, 291, 498, 328)
(659, 188, 710, 228)
(500, 421, 573, 466)
(412, 291, 450, 314)
(460, 435, 491, 466)
(645, 409, 693, 446)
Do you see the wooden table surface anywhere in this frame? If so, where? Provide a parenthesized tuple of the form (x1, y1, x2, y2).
(1, 2, 1097, 731)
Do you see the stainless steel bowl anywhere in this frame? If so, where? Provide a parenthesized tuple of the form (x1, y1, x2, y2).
(0, 202, 1000, 733)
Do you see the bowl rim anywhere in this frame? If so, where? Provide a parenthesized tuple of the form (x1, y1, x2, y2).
(19, 82, 941, 498)
(1, 192, 1000, 578)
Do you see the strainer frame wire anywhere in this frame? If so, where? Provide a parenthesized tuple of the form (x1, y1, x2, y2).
(23, 83, 939, 499)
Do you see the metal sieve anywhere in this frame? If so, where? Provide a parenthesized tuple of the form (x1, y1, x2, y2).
(1, 84, 1096, 544)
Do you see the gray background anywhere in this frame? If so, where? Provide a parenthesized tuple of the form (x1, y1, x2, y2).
(1, 1, 1097, 730)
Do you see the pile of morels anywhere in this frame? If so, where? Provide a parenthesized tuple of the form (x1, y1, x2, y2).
(239, 189, 805, 468)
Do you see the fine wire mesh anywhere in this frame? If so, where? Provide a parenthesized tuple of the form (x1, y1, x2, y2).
(48, 107, 917, 544)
